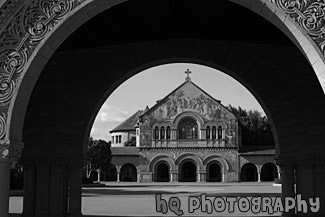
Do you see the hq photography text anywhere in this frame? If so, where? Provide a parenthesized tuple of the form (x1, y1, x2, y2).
(155, 193, 320, 216)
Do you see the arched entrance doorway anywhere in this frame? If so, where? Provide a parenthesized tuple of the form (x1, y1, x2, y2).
(261, 163, 278, 182)
(179, 161, 197, 182)
(207, 162, 222, 182)
(241, 163, 258, 182)
(154, 162, 170, 182)
(120, 163, 137, 182)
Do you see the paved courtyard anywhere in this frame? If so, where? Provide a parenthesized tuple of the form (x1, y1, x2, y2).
(10, 182, 281, 216)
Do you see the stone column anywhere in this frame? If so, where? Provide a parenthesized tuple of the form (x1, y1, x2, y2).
(96, 169, 101, 182)
(67, 156, 83, 217)
(117, 166, 121, 182)
(0, 157, 10, 217)
(196, 171, 200, 182)
(222, 171, 225, 182)
(49, 157, 68, 216)
(277, 166, 281, 180)
(35, 158, 50, 216)
(137, 168, 141, 182)
(201, 129, 206, 140)
(0, 140, 23, 217)
(21, 156, 36, 217)
(277, 158, 296, 216)
(171, 170, 178, 182)
(257, 171, 261, 182)
(170, 172, 173, 182)
(199, 170, 206, 182)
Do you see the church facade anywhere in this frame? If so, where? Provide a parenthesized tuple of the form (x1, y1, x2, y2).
(109, 72, 278, 183)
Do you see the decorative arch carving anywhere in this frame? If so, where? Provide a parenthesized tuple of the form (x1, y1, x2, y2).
(152, 122, 172, 128)
(173, 111, 204, 128)
(203, 155, 230, 172)
(148, 155, 176, 172)
(175, 153, 204, 170)
(0, 0, 324, 148)
(241, 162, 259, 173)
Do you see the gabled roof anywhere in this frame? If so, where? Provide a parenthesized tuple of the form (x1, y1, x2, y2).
(110, 110, 143, 133)
(140, 79, 232, 118)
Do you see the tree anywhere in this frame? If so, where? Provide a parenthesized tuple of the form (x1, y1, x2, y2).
(85, 138, 112, 182)
(227, 105, 274, 146)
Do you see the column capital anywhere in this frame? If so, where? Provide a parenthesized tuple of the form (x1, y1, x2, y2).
(0, 139, 24, 162)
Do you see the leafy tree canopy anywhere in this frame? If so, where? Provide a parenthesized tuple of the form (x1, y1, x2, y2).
(227, 105, 274, 146)
(87, 138, 112, 171)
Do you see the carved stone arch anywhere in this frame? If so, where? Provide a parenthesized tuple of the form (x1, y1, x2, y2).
(148, 155, 176, 172)
(175, 153, 204, 170)
(261, 161, 278, 173)
(216, 121, 227, 129)
(173, 111, 204, 128)
(203, 155, 230, 172)
(202, 122, 211, 128)
(241, 162, 259, 173)
(0, 0, 325, 216)
(0, 0, 324, 147)
(261, 162, 278, 181)
(152, 122, 169, 128)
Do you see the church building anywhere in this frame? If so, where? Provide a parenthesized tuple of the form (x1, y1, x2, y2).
(109, 70, 278, 183)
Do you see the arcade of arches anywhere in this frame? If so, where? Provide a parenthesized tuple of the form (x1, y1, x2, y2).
(0, 0, 325, 217)
(109, 160, 280, 183)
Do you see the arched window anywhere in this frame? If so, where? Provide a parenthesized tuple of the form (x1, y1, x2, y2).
(154, 126, 159, 140)
(178, 117, 198, 139)
(112, 136, 114, 143)
(218, 126, 223, 139)
(212, 126, 216, 139)
(119, 135, 122, 143)
(161, 126, 165, 140)
(206, 126, 210, 139)
(166, 126, 171, 140)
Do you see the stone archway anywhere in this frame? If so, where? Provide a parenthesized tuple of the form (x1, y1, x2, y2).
(261, 163, 278, 182)
(206, 162, 222, 182)
(120, 163, 137, 182)
(0, 0, 325, 216)
(154, 161, 170, 182)
(179, 160, 197, 182)
(241, 163, 258, 182)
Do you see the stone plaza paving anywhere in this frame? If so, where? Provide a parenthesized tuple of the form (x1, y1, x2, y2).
(10, 182, 281, 216)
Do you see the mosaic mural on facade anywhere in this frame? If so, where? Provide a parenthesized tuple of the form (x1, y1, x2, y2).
(139, 81, 238, 147)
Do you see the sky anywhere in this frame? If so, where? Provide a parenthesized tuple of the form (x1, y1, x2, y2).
(90, 63, 265, 141)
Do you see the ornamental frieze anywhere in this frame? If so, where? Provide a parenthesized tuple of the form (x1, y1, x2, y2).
(270, 0, 325, 52)
(0, 0, 87, 142)
(0, 0, 324, 143)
